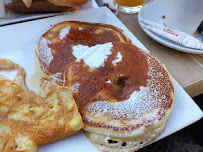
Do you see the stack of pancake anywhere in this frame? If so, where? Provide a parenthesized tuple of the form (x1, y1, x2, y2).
(35, 21, 175, 152)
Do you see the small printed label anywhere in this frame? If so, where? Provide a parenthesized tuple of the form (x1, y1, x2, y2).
(163, 28, 179, 36)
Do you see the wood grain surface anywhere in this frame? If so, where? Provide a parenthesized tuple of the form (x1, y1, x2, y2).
(116, 12, 203, 97)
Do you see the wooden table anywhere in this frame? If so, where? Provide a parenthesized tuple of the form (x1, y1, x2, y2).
(116, 12, 203, 98)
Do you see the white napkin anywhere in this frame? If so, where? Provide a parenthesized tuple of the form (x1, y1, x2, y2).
(95, 0, 118, 15)
(140, 19, 203, 50)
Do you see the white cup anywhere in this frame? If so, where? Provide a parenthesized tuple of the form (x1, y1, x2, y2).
(0, 0, 6, 19)
(165, 0, 203, 35)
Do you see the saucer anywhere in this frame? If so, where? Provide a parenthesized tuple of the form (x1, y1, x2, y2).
(138, 0, 203, 54)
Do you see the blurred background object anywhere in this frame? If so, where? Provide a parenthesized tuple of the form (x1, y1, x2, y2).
(5, 0, 88, 13)
(0, 0, 6, 18)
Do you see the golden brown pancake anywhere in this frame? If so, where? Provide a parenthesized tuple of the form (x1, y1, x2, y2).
(35, 21, 131, 85)
(0, 58, 83, 152)
(65, 42, 175, 152)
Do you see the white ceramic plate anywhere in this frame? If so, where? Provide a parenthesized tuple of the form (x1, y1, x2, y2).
(0, 7, 202, 152)
(138, 0, 203, 54)
(0, 0, 95, 26)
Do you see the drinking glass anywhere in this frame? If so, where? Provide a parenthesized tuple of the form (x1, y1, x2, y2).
(114, 0, 145, 14)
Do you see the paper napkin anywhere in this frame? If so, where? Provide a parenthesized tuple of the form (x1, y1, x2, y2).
(140, 19, 203, 50)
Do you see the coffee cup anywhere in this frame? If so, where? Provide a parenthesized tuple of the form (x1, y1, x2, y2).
(165, 0, 203, 35)
(0, 0, 6, 19)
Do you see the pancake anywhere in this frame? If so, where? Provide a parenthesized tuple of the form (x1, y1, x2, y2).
(35, 21, 131, 85)
(65, 42, 175, 152)
(0, 58, 83, 152)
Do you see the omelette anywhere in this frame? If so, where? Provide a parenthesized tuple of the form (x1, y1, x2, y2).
(0, 58, 83, 152)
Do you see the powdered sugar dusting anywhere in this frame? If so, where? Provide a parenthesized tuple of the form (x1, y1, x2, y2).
(106, 79, 111, 84)
(53, 72, 62, 77)
(72, 43, 113, 69)
(50, 72, 62, 81)
(47, 40, 52, 44)
(38, 37, 53, 68)
(71, 82, 81, 93)
(59, 26, 71, 40)
(79, 27, 83, 30)
(87, 51, 172, 120)
(112, 52, 122, 66)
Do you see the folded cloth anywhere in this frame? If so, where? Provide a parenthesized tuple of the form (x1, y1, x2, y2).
(140, 19, 203, 50)
(95, 0, 118, 15)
